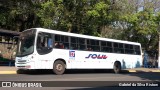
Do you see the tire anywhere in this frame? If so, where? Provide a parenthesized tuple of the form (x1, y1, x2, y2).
(16, 69, 25, 74)
(113, 62, 121, 74)
(53, 60, 65, 75)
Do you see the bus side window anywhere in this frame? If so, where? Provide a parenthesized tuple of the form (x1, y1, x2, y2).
(87, 47, 92, 51)
(60, 43, 64, 49)
(70, 37, 78, 50)
(134, 45, 141, 55)
(54, 34, 69, 49)
(55, 42, 64, 49)
(64, 43, 69, 49)
(36, 32, 53, 55)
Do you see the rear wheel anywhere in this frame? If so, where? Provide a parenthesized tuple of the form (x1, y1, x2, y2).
(53, 60, 65, 75)
(114, 62, 121, 74)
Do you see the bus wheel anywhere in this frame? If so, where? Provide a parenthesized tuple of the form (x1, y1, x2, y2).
(16, 69, 25, 74)
(113, 62, 121, 74)
(53, 60, 65, 75)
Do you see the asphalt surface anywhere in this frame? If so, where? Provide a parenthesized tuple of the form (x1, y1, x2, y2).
(0, 73, 160, 90)
(0, 66, 160, 74)
(0, 71, 160, 81)
(0, 67, 160, 90)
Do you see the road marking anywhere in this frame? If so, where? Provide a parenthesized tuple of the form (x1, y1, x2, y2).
(0, 71, 16, 74)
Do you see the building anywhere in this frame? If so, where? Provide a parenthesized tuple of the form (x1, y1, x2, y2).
(0, 29, 20, 60)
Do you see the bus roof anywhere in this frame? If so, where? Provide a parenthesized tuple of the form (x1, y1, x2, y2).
(29, 28, 141, 45)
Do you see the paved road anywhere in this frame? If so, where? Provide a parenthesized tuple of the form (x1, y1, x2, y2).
(0, 72, 160, 81)
(0, 70, 160, 90)
(0, 66, 160, 90)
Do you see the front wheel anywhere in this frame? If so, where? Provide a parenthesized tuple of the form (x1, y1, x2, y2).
(113, 62, 121, 74)
(16, 69, 26, 74)
(53, 60, 65, 75)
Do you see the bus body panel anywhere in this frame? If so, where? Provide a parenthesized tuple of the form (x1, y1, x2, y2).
(16, 49, 142, 69)
(15, 28, 142, 71)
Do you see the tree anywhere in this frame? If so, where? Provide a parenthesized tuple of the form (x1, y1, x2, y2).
(1, 0, 160, 51)
(0, 0, 40, 31)
(37, 0, 117, 36)
(118, 0, 159, 50)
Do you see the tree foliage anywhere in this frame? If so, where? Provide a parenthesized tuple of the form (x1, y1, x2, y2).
(1, 0, 160, 50)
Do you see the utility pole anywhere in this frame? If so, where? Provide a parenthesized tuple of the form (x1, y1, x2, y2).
(158, 22, 160, 68)
(157, 32, 160, 68)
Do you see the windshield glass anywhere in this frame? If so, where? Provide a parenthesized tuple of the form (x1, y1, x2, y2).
(16, 29, 36, 57)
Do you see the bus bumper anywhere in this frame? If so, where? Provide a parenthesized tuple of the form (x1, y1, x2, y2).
(15, 60, 35, 70)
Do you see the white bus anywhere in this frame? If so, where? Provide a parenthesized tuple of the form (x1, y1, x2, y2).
(15, 28, 142, 75)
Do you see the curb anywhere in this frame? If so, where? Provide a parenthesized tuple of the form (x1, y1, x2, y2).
(0, 69, 160, 74)
(127, 69, 160, 73)
(128, 70, 137, 72)
(0, 71, 16, 74)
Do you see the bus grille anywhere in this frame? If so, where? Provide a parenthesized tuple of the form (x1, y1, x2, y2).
(17, 60, 26, 63)
(16, 60, 27, 64)
(17, 63, 26, 64)
(17, 66, 25, 68)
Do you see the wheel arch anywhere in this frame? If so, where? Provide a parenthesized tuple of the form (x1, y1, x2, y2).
(114, 61, 121, 66)
(54, 58, 66, 68)
(113, 60, 122, 74)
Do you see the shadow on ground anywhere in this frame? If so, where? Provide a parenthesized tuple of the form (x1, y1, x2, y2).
(24, 69, 118, 75)
(22, 69, 160, 84)
(126, 72, 160, 81)
(22, 69, 160, 80)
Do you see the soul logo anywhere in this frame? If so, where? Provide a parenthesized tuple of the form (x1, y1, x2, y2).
(85, 54, 108, 59)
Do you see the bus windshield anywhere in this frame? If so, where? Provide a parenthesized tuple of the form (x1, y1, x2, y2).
(16, 29, 36, 57)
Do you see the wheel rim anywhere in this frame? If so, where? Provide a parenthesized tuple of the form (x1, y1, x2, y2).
(115, 65, 119, 70)
(114, 63, 120, 73)
(56, 64, 63, 72)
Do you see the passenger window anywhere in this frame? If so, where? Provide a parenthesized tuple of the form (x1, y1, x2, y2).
(87, 39, 100, 51)
(113, 43, 124, 54)
(36, 32, 53, 55)
(55, 35, 60, 41)
(70, 37, 78, 50)
(107, 42, 112, 47)
(101, 41, 113, 53)
(79, 38, 85, 44)
(134, 45, 141, 55)
(101, 41, 106, 46)
(124, 44, 134, 54)
(55, 35, 69, 49)
(78, 38, 86, 50)
(114, 43, 118, 48)
(71, 37, 77, 43)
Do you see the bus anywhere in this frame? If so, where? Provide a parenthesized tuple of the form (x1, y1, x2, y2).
(15, 28, 142, 75)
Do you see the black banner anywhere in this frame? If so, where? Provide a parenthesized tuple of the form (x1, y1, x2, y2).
(0, 81, 160, 87)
